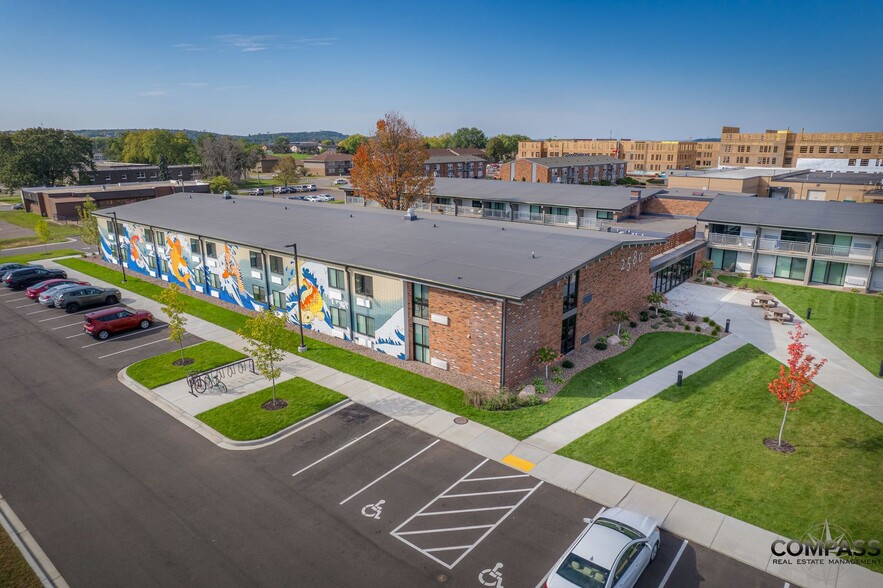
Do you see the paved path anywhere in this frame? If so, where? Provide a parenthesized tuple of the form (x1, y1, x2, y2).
(667, 282, 883, 423)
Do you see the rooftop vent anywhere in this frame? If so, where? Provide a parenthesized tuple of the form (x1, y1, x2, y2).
(223, 191, 231, 199)
(404, 207, 417, 221)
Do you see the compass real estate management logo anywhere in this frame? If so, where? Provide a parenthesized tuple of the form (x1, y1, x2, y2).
(770, 520, 880, 577)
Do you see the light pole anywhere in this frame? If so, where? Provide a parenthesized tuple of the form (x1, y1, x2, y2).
(285, 242, 308, 352)
(110, 211, 127, 283)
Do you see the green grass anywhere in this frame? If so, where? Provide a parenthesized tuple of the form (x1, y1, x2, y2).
(718, 275, 882, 376)
(0, 211, 80, 236)
(196, 377, 346, 440)
(559, 344, 883, 572)
(269, 152, 313, 159)
(127, 341, 247, 389)
(56, 259, 721, 439)
(235, 178, 278, 189)
(0, 527, 41, 588)
(0, 195, 22, 203)
(0, 248, 82, 263)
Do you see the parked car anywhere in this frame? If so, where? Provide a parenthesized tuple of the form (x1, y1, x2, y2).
(290, 185, 303, 193)
(287, 195, 305, 200)
(303, 195, 321, 202)
(0, 262, 41, 280)
(316, 193, 335, 202)
(545, 508, 660, 588)
(53, 286, 122, 313)
(307, 184, 317, 191)
(4, 267, 67, 290)
(83, 307, 154, 340)
(12, 203, 23, 210)
(331, 178, 348, 185)
(26, 278, 90, 300)
(248, 188, 265, 196)
(39, 283, 84, 306)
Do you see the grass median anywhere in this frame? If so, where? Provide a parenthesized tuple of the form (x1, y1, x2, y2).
(0, 211, 80, 236)
(127, 341, 247, 389)
(558, 343, 883, 573)
(196, 377, 346, 441)
(718, 275, 882, 376)
(0, 248, 82, 263)
(0, 527, 41, 588)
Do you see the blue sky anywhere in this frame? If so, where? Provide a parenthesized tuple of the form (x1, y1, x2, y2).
(1, 1, 881, 139)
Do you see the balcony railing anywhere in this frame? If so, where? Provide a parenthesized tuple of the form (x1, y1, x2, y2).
(432, 203, 455, 214)
(457, 206, 483, 218)
(813, 243, 872, 259)
(513, 210, 544, 223)
(757, 238, 810, 253)
(708, 233, 755, 248)
(542, 213, 578, 227)
(481, 208, 510, 220)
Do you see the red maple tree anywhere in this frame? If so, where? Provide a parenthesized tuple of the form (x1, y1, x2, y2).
(768, 323, 827, 448)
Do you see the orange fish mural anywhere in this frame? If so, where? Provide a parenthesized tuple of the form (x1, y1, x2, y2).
(129, 235, 141, 261)
(166, 235, 191, 285)
(221, 243, 245, 293)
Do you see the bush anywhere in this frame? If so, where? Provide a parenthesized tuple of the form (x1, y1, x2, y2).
(694, 277, 703, 282)
(629, 321, 638, 328)
(712, 327, 721, 336)
(850, 288, 861, 293)
(684, 324, 691, 331)
(561, 359, 574, 369)
(757, 275, 768, 281)
(694, 325, 702, 332)
(551, 365, 563, 375)
(552, 375, 565, 385)
(535, 381, 547, 394)
(594, 342, 608, 350)
(464, 389, 484, 408)
(639, 311, 649, 322)
(651, 323, 661, 329)
(736, 272, 746, 278)
(532, 377, 544, 388)
(685, 312, 697, 322)
(702, 317, 710, 323)
(709, 320, 718, 328)
(482, 390, 541, 411)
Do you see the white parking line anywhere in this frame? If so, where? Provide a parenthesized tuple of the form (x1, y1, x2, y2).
(442, 488, 535, 499)
(534, 507, 605, 588)
(0, 292, 21, 298)
(462, 474, 529, 482)
(658, 539, 689, 588)
(39, 314, 77, 322)
(26, 308, 52, 315)
(292, 419, 394, 478)
(51, 321, 85, 330)
(13, 302, 33, 308)
(397, 524, 494, 536)
(66, 332, 86, 339)
(97, 338, 168, 359)
(339, 439, 440, 505)
(80, 325, 166, 348)
(417, 506, 512, 517)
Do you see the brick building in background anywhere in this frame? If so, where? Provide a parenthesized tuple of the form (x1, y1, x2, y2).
(498, 155, 626, 184)
(303, 152, 354, 176)
(718, 126, 883, 169)
(517, 139, 720, 173)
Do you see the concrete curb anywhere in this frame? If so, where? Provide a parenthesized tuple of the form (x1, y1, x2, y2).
(116, 368, 353, 450)
(0, 494, 69, 588)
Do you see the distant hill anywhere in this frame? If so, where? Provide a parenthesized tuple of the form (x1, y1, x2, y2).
(73, 129, 349, 144)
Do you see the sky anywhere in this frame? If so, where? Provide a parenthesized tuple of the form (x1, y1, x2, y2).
(1, 0, 881, 140)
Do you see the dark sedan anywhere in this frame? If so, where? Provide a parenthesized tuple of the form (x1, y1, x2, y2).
(4, 267, 67, 290)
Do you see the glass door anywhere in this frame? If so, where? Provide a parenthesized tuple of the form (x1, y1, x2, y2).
(561, 315, 576, 354)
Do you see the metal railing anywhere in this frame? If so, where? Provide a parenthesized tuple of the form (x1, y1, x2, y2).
(542, 213, 578, 227)
(457, 206, 483, 218)
(513, 210, 543, 223)
(186, 357, 255, 396)
(431, 203, 455, 214)
(757, 238, 810, 253)
(708, 233, 755, 248)
(345, 195, 364, 205)
(481, 208, 510, 220)
(813, 243, 872, 259)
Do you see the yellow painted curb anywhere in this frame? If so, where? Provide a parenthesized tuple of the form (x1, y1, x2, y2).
(502, 454, 535, 472)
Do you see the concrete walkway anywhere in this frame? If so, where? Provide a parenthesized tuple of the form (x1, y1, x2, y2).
(42, 259, 881, 588)
(667, 282, 883, 423)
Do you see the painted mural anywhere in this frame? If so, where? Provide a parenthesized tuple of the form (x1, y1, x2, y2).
(281, 259, 345, 339)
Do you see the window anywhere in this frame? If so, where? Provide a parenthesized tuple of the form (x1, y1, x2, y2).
(860, 159, 869, 167)
(208, 272, 220, 289)
(269, 255, 283, 274)
(849, 146, 859, 154)
(192, 267, 204, 285)
(252, 284, 266, 302)
(596, 210, 614, 220)
(848, 159, 857, 166)
(205, 241, 216, 258)
(190, 238, 199, 255)
(271, 289, 286, 309)
(862, 146, 871, 154)
(249, 251, 262, 270)
(355, 313, 375, 336)
(136, 172, 146, 179)
(774, 256, 807, 281)
(414, 324, 430, 364)
(819, 146, 827, 154)
(562, 271, 578, 313)
(413, 283, 429, 319)
(106, 219, 115, 235)
(146, 255, 156, 270)
(104, 175, 111, 181)
(330, 306, 347, 328)
(121, 174, 127, 180)
(159, 257, 170, 275)
(354, 273, 373, 296)
(328, 267, 345, 290)
(155, 231, 165, 247)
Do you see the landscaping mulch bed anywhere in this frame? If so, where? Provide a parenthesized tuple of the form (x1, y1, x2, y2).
(262, 399, 289, 411)
(763, 437, 796, 454)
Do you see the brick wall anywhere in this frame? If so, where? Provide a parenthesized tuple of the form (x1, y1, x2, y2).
(428, 288, 503, 387)
(647, 226, 697, 257)
(641, 196, 711, 217)
(498, 159, 536, 182)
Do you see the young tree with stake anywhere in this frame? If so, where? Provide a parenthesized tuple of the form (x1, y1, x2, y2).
(239, 309, 289, 410)
(160, 283, 190, 366)
(610, 310, 629, 336)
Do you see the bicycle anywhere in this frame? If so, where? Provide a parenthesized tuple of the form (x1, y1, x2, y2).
(188, 371, 227, 395)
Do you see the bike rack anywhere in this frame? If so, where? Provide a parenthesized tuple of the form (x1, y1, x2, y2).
(186, 357, 256, 396)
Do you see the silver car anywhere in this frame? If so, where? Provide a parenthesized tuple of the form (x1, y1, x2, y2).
(53, 286, 122, 313)
(39, 283, 84, 306)
(545, 508, 660, 588)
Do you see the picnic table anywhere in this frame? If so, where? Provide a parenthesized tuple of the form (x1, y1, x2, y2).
(764, 308, 794, 324)
(751, 294, 779, 308)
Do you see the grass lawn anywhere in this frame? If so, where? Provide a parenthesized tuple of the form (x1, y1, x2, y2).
(0, 211, 80, 236)
(558, 344, 883, 573)
(718, 275, 882, 377)
(0, 195, 22, 203)
(0, 527, 40, 588)
(196, 377, 346, 441)
(127, 341, 247, 389)
(269, 152, 312, 160)
(0, 248, 82, 263)
(235, 178, 278, 189)
(56, 259, 721, 440)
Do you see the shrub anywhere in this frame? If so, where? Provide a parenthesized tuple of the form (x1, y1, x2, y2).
(694, 325, 702, 332)
(552, 375, 565, 385)
(534, 381, 547, 394)
(595, 342, 608, 350)
(709, 320, 718, 328)
(850, 288, 860, 293)
(712, 327, 721, 336)
(532, 377, 544, 388)
(629, 321, 638, 328)
(757, 275, 768, 281)
(693, 277, 703, 282)
(685, 311, 697, 322)
(684, 324, 691, 331)
(651, 323, 661, 329)
(620, 331, 632, 346)
(639, 311, 649, 322)
(551, 365, 563, 375)
(736, 272, 746, 278)
(464, 389, 484, 408)
(561, 359, 574, 369)
(702, 316, 710, 323)
(483, 390, 543, 411)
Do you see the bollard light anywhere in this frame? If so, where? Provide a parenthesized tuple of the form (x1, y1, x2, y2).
(725, 319, 731, 333)
(879, 360, 883, 378)
(677, 370, 683, 387)
(806, 307, 812, 320)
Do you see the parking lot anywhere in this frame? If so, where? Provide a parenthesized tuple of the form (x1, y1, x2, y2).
(0, 287, 201, 370)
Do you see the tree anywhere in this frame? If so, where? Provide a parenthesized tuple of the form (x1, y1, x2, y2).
(451, 127, 487, 149)
(275, 157, 302, 187)
(158, 154, 170, 181)
(0, 127, 94, 192)
(424, 133, 454, 149)
(700, 259, 714, 280)
(239, 308, 289, 409)
(197, 135, 255, 181)
(77, 198, 100, 249)
(536, 346, 560, 380)
(160, 283, 190, 366)
(208, 175, 236, 194)
(34, 219, 51, 252)
(272, 136, 290, 154)
(610, 310, 629, 336)
(117, 129, 197, 165)
(350, 112, 434, 210)
(320, 139, 333, 147)
(337, 134, 367, 155)
(767, 324, 827, 450)
(646, 292, 667, 318)
(485, 134, 529, 162)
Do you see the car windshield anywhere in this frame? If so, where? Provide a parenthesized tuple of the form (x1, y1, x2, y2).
(556, 553, 609, 588)
(594, 519, 643, 540)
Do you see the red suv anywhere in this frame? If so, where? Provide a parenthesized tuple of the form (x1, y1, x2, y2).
(26, 278, 89, 300)
(83, 307, 154, 340)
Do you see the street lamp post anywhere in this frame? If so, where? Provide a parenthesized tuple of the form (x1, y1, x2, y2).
(285, 242, 308, 352)
(110, 211, 127, 283)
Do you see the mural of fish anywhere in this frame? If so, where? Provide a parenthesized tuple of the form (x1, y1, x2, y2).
(166, 235, 192, 285)
(222, 243, 245, 293)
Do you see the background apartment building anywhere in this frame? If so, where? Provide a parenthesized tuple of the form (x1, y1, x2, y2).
(517, 139, 719, 173)
(719, 126, 883, 169)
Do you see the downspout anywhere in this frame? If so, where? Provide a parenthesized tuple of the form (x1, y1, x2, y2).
(345, 266, 355, 340)
(500, 299, 507, 390)
(261, 249, 272, 310)
(149, 225, 162, 276)
(198, 236, 209, 296)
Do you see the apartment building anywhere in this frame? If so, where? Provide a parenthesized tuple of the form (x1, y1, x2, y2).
(94, 193, 662, 388)
(719, 126, 883, 169)
(82, 162, 202, 185)
(517, 139, 717, 173)
(698, 196, 883, 291)
(423, 154, 487, 178)
(498, 155, 626, 184)
(302, 152, 354, 176)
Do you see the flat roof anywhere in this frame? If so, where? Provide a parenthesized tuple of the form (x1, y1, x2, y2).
(669, 167, 791, 180)
(425, 154, 487, 164)
(522, 155, 624, 167)
(430, 177, 651, 211)
(772, 170, 883, 186)
(95, 193, 663, 301)
(655, 187, 758, 200)
(21, 181, 209, 195)
(697, 195, 883, 236)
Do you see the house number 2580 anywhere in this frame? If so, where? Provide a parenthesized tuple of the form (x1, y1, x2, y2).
(620, 251, 642, 272)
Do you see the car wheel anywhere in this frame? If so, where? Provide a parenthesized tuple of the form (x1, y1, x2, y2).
(650, 540, 659, 562)
(65, 303, 79, 313)
(106, 295, 118, 304)
(98, 330, 110, 340)
(139, 319, 151, 329)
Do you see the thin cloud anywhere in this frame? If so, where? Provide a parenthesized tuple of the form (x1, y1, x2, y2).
(139, 90, 167, 97)
(179, 82, 209, 88)
(214, 34, 275, 52)
(294, 37, 336, 46)
(172, 43, 208, 52)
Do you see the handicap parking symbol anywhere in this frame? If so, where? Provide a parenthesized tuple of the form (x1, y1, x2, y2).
(361, 500, 385, 520)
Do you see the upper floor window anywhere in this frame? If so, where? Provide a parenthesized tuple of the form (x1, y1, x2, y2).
(413, 283, 429, 319)
(354, 273, 373, 296)
(249, 251, 262, 270)
(563, 271, 578, 313)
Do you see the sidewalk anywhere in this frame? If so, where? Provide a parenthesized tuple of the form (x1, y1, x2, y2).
(46, 259, 881, 588)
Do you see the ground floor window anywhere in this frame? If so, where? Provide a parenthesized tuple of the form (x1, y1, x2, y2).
(810, 260, 846, 286)
(561, 315, 576, 354)
(356, 314, 375, 337)
(414, 323, 429, 364)
(159, 257, 170, 275)
(252, 284, 266, 303)
(208, 272, 220, 290)
(330, 306, 347, 329)
(653, 254, 695, 293)
(709, 248, 737, 271)
(271, 289, 286, 309)
(773, 256, 807, 281)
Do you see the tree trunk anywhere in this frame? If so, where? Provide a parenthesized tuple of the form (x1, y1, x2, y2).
(616, 322, 622, 336)
(179, 341, 185, 365)
(270, 358, 276, 403)
(777, 401, 790, 446)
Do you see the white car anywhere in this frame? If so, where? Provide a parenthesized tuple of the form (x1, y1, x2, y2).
(38, 283, 82, 306)
(316, 193, 335, 202)
(545, 508, 660, 588)
(303, 195, 321, 202)
(305, 184, 317, 191)
(331, 178, 348, 185)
